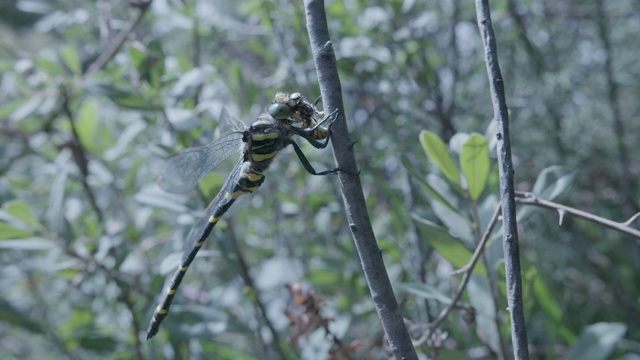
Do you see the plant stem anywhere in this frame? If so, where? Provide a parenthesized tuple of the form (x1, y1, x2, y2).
(303, 1, 418, 359)
(475, 0, 530, 358)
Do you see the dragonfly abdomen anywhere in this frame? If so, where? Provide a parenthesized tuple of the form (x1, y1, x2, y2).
(146, 160, 269, 339)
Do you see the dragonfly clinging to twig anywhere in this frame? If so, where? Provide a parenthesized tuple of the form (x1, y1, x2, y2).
(147, 95, 342, 339)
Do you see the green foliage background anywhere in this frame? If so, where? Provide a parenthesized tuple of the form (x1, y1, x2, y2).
(0, 0, 638, 359)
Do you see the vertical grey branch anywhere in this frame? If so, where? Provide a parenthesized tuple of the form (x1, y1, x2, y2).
(595, 0, 638, 213)
(474, 1, 530, 359)
(302, 1, 418, 359)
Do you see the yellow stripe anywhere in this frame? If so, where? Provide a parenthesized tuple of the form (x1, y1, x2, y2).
(251, 132, 279, 141)
(180, 265, 188, 271)
(167, 288, 176, 295)
(245, 186, 259, 192)
(252, 119, 272, 126)
(231, 190, 246, 199)
(241, 171, 263, 182)
(157, 306, 168, 315)
(252, 151, 277, 162)
(195, 240, 205, 248)
(251, 143, 270, 150)
(209, 214, 221, 223)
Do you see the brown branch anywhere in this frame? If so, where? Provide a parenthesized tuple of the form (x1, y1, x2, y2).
(85, 1, 152, 76)
(515, 191, 640, 240)
(60, 86, 104, 224)
(475, 0, 530, 358)
(303, 1, 418, 359)
(227, 219, 287, 359)
(469, 201, 506, 360)
(594, 0, 638, 213)
(420, 205, 501, 345)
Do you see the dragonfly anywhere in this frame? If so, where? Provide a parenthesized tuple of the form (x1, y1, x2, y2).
(147, 100, 342, 339)
(268, 92, 328, 140)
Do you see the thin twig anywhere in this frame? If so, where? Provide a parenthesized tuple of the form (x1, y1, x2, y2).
(227, 219, 287, 360)
(60, 86, 104, 224)
(594, 0, 638, 213)
(475, 0, 530, 358)
(303, 1, 418, 359)
(470, 201, 506, 360)
(85, 1, 152, 76)
(421, 205, 501, 344)
(515, 191, 640, 239)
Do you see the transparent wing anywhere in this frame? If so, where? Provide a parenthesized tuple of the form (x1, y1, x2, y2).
(158, 132, 244, 193)
(158, 107, 248, 193)
(182, 159, 246, 256)
(219, 107, 246, 134)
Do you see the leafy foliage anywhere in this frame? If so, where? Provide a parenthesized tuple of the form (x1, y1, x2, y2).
(1, 0, 638, 359)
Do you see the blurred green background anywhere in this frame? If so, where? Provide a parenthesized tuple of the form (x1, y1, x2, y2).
(1, 0, 638, 359)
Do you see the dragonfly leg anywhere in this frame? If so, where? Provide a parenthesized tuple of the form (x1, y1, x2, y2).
(289, 140, 358, 176)
(297, 108, 338, 134)
(293, 109, 340, 149)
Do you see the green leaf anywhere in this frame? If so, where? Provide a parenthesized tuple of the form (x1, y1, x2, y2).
(413, 215, 487, 276)
(0, 223, 34, 240)
(86, 81, 161, 110)
(0, 99, 31, 119)
(397, 282, 452, 304)
(147, 40, 165, 89)
(60, 45, 82, 75)
(76, 101, 98, 153)
(36, 56, 66, 76)
(468, 275, 501, 354)
(0, 298, 44, 334)
(0, 238, 55, 250)
(5, 200, 40, 227)
(129, 45, 148, 75)
(401, 155, 456, 211)
(8, 94, 44, 122)
(460, 133, 490, 200)
(531, 165, 574, 200)
(563, 323, 627, 360)
(419, 130, 460, 186)
(517, 166, 574, 222)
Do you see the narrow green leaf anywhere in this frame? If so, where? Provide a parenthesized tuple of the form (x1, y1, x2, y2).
(0, 298, 45, 334)
(397, 283, 452, 304)
(0, 99, 30, 119)
(468, 275, 501, 354)
(531, 165, 575, 200)
(419, 130, 460, 186)
(8, 95, 43, 122)
(36, 56, 66, 76)
(129, 45, 148, 74)
(0, 223, 34, 240)
(460, 133, 490, 200)
(60, 45, 82, 75)
(563, 323, 627, 360)
(76, 101, 98, 153)
(148, 40, 165, 89)
(87, 81, 161, 110)
(412, 215, 487, 276)
(5, 200, 40, 227)
(0, 238, 55, 250)
(401, 155, 456, 211)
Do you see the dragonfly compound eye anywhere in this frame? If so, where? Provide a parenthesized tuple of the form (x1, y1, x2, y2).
(268, 103, 293, 120)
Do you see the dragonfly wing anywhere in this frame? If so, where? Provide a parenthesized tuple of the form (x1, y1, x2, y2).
(158, 132, 244, 193)
(220, 107, 246, 133)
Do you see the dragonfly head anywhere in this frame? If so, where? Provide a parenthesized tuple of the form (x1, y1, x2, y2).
(268, 102, 293, 120)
